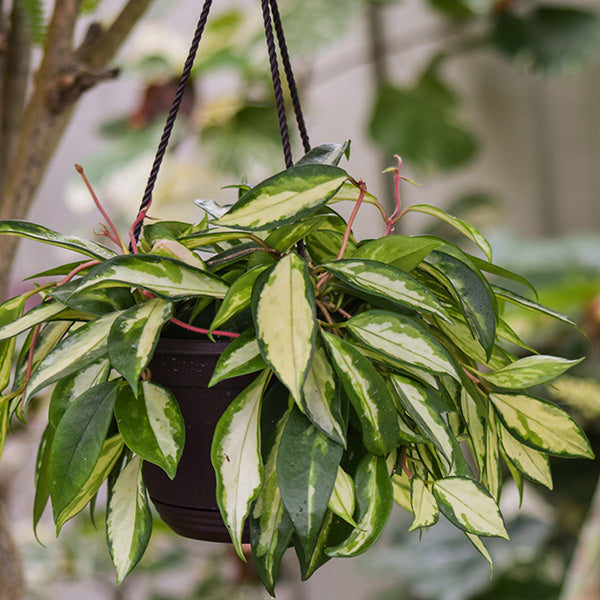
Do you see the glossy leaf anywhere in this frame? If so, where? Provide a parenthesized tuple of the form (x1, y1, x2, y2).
(460, 389, 487, 474)
(409, 475, 439, 531)
(482, 355, 582, 389)
(500, 424, 553, 489)
(49, 381, 119, 522)
(208, 329, 267, 386)
(347, 310, 459, 380)
(326, 454, 393, 557)
(465, 533, 494, 575)
(48, 359, 110, 429)
(51, 284, 135, 315)
(301, 339, 346, 446)
(33, 425, 54, 538)
(265, 216, 325, 253)
(485, 404, 501, 501)
(0, 301, 66, 341)
(493, 286, 580, 330)
(215, 164, 347, 230)
(0, 219, 117, 259)
(24, 311, 119, 407)
(323, 332, 399, 456)
(0, 295, 26, 390)
(212, 370, 269, 558)
(353, 235, 441, 272)
(490, 393, 593, 458)
(250, 398, 293, 596)
(253, 253, 317, 403)
(115, 382, 185, 479)
(390, 375, 456, 470)
(106, 457, 152, 584)
(423, 250, 496, 358)
(406, 204, 492, 260)
(323, 259, 449, 321)
(295, 142, 349, 167)
(181, 228, 256, 249)
(54, 435, 124, 532)
(433, 477, 508, 538)
(391, 472, 413, 512)
(210, 266, 269, 331)
(74, 254, 228, 300)
(108, 299, 173, 392)
(277, 407, 343, 556)
(328, 467, 357, 527)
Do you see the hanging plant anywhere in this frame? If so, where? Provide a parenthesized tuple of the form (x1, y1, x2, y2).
(0, 143, 593, 593)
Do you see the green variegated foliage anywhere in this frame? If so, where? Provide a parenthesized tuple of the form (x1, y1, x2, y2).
(0, 143, 593, 592)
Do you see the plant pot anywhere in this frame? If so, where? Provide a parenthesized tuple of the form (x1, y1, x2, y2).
(142, 338, 252, 543)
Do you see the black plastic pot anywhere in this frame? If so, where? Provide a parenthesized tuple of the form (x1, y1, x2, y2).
(142, 338, 251, 543)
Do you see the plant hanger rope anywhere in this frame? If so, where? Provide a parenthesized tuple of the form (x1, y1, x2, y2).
(131, 0, 311, 246)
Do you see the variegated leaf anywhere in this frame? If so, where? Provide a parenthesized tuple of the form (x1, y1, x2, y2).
(181, 228, 256, 249)
(482, 355, 583, 389)
(250, 396, 293, 596)
(323, 332, 399, 456)
(24, 311, 119, 407)
(215, 164, 347, 231)
(301, 339, 346, 446)
(108, 298, 174, 392)
(50, 284, 135, 315)
(106, 457, 153, 584)
(423, 250, 496, 359)
(0, 301, 66, 341)
(306, 229, 355, 262)
(436, 312, 512, 370)
(409, 475, 438, 531)
(0, 400, 8, 462)
(150, 238, 205, 269)
(0, 295, 26, 390)
(253, 253, 317, 403)
(353, 235, 441, 272)
(48, 359, 111, 428)
(391, 472, 413, 512)
(265, 216, 326, 253)
(328, 466, 357, 527)
(295, 142, 349, 167)
(485, 404, 501, 501)
(326, 454, 392, 557)
(49, 382, 120, 522)
(347, 310, 459, 380)
(432, 477, 508, 538)
(277, 406, 343, 556)
(460, 389, 487, 474)
(389, 375, 455, 470)
(323, 259, 449, 321)
(208, 329, 267, 386)
(405, 205, 493, 261)
(465, 533, 494, 575)
(212, 370, 270, 558)
(74, 254, 228, 300)
(490, 393, 593, 458)
(115, 382, 185, 479)
(500, 424, 553, 489)
(54, 435, 124, 532)
(210, 265, 269, 332)
(0, 219, 117, 259)
(493, 286, 581, 330)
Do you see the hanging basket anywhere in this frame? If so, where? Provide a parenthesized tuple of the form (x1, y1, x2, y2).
(142, 338, 252, 543)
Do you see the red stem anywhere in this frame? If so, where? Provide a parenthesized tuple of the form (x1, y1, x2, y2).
(170, 317, 239, 339)
(128, 208, 148, 254)
(386, 155, 403, 235)
(337, 181, 366, 260)
(58, 259, 100, 286)
(75, 164, 123, 249)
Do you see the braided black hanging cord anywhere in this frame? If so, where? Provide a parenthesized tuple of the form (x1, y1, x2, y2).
(268, 0, 311, 156)
(131, 0, 214, 246)
(260, 0, 294, 169)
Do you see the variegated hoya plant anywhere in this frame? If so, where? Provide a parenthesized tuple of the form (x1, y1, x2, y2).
(0, 143, 594, 593)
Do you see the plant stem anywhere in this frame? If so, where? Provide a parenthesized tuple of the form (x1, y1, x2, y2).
(128, 208, 148, 254)
(75, 164, 124, 250)
(337, 181, 366, 260)
(170, 317, 239, 339)
(58, 259, 100, 285)
(386, 155, 403, 235)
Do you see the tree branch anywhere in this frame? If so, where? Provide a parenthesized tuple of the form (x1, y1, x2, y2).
(0, 2, 32, 190)
(76, 0, 154, 69)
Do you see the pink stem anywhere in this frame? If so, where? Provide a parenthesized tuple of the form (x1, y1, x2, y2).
(337, 181, 366, 260)
(170, 317, 239, 339)
(75, 164, 122, 248)
(58, 260, 100, 286)
(128, 208, 148, 254)
(21, 324, 42, 410)
(401, 447, 414, 479)
(385, 155, 403, 235)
